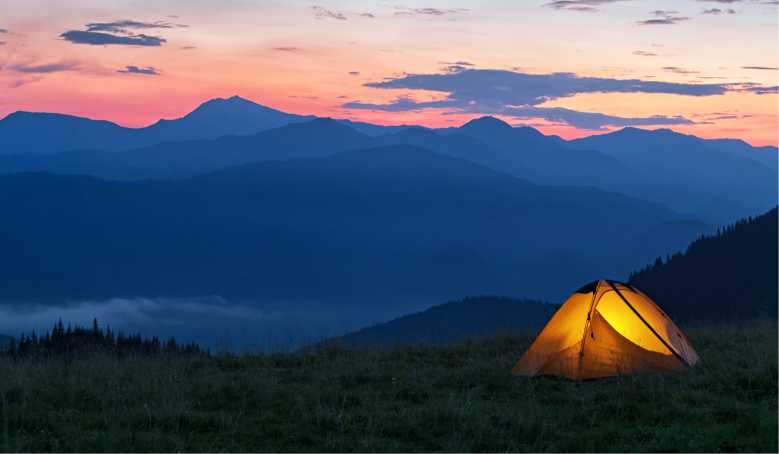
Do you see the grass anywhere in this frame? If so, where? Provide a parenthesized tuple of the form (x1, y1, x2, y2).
(0, 320, 776, 452)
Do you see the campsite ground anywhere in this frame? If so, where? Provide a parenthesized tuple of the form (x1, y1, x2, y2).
(0, 320, 776, 452)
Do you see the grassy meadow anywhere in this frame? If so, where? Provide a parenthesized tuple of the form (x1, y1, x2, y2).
(0, 320, 776, 452)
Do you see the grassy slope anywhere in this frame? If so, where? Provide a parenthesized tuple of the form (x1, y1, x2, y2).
(0, 321, 776, 453)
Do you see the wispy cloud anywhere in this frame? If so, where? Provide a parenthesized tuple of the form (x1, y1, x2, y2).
(702, 8, 737, 13)
(9, 61, 80, 73)
(637, 10, 691, 25)
(272, 46, 304, 52)
(59, 19, 182, 46)
(311, 6, 347, 20)
(394, 7, 468, 16)
(85, 19, 184, 33)
(502, 106, 695, 130)
(340, 68, 748, 129)
(663, 66, 700, 75)
(738, 84, 778, 94)
(544, 0, 628, 12)
(61, 31, 166, 46)
(118, 65, 159, 75)
(742, 65, 778, 70)
(633, 50, 659, 57)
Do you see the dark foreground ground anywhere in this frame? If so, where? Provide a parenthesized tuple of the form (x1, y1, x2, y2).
(0, 321, 776, 452)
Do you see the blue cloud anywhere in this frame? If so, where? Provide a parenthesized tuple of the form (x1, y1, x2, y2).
(359, 69, 729, 108)
(59, 19, 181, 46)
(10, 62, 80, 73)
(85, 20, 181, 33)
(341, 68, 773, 129)
(501, 106, 695, 130)
(118, 65, 160, 75)
(61, 30, 166, 46)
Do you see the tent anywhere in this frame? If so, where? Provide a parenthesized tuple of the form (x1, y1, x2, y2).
(513, 280, 699, 380)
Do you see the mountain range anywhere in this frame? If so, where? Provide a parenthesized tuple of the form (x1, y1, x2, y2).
(318, 206, 777, 349)
(0, 145, 702, 306)
(0, 95, 775, 341)
(0, 96, 774, 224)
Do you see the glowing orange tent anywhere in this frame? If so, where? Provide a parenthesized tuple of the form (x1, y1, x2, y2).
(513, 280, 699, 380)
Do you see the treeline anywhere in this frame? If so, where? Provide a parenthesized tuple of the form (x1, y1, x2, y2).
(629, 207, 778, 322)
(1, 319, 206, 358)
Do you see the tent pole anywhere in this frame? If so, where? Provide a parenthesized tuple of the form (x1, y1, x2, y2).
(606, 280, 689, 367)
(578, 281, 601, 358)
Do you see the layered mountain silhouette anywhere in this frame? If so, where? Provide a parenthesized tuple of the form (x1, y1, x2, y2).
(1, 96, 775, 343)
(0, 118, 371, 179)
(0, 96, 312, 154)
(0, 145, 700, 305)
(318, 206, 776, 348)
(569, 127, 777, 222)
(1, 99, 774, 224)
(630, 207, 778, 322)
(319, 297, 558, 349)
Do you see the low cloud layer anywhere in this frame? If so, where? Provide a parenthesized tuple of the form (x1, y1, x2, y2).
(0, 297, 385, 352)
(352, 68, 730, 105)
(501, 106, 695, 130)
(342, 68, 774, 130)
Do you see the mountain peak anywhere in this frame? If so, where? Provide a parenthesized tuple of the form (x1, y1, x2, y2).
(460, 116, 512, 131)
(158, 96, 293, 127)
(195, 95, 263, 110)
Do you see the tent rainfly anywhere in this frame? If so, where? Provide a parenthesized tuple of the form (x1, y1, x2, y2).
(513, 280, 699, 380)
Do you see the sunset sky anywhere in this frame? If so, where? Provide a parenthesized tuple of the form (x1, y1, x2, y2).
(1, 0, 777, 145)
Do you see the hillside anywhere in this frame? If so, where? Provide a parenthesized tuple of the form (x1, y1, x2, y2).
(0, 146, 696, 308)
(322, 297, 558, 348)
(0, 321, 775, 452)
(629, 207, 778, 321)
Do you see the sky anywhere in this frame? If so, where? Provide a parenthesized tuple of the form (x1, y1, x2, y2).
(0, 0, 777, 145)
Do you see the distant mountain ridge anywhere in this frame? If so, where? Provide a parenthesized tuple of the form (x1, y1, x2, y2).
(2, 112, 775, 224)
(0, 96, 313, 154)
(568, 127, 777, 222)
(318, 297, 558, 349)
(0, 98, 775, 224)
(0, 96, 411, 155)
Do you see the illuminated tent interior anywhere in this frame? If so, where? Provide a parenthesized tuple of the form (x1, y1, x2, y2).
(513, 280, 699, 380)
